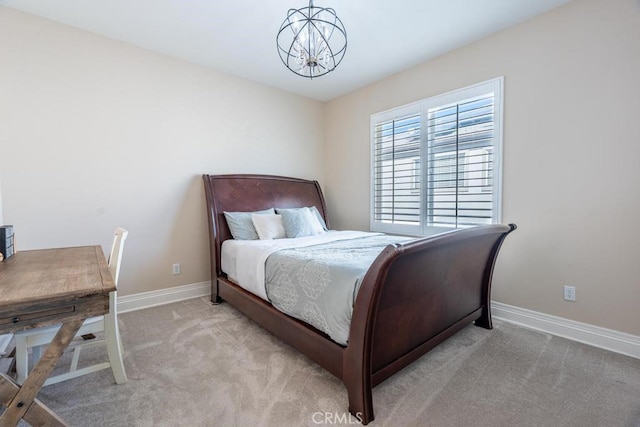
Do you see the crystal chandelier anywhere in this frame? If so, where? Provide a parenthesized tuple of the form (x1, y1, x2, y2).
(277, 0, 347, 79)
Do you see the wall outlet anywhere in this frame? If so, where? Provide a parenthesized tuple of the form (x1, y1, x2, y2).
(172, 263, 181, 275)
(563, 285, 576, 301)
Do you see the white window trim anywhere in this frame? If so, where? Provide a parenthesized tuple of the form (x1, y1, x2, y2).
(370, 77, 504, 236)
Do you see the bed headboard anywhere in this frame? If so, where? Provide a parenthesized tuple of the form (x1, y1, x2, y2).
(202, 174, 329, 278)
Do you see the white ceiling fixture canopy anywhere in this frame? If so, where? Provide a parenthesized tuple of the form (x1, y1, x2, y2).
(277, 0, 348, 79)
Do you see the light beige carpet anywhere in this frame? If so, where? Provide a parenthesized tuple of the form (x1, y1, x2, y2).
(13, 297, 640, 426)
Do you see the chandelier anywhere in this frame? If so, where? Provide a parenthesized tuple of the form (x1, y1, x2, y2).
(277, 0, 347, 79)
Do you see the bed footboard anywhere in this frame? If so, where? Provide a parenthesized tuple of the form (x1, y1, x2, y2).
(344, 224, 516, 424)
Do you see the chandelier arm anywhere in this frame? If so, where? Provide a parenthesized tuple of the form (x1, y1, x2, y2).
(286, 9, 301, 37)
(279, 17, 313, 69)
(308, 19, 331, 59)
(277, 23, 301, 68)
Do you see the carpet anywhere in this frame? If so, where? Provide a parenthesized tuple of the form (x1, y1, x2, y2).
(15, 297, 640, 426)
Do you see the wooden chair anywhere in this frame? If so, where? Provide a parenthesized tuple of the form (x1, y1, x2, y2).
(14, 228, 129, 386)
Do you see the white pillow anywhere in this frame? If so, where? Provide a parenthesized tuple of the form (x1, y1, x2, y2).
(224, 208, 275, 240)
(251, 214, 287, 240)
(309, 206, 328, 231)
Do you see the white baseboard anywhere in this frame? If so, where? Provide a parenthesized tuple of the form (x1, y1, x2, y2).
(118, 281, 211, 314)
(116, 282, 640, 360)
(492, 301, 640, 360)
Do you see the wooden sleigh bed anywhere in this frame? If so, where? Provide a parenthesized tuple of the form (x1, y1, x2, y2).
(203, 173, 516, 424)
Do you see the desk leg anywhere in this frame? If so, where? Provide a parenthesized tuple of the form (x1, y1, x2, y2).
(0, 376, 66, 426)
(0, 319, 84, 427)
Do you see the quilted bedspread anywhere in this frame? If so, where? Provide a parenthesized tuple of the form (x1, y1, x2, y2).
(265, 234, 411, 346)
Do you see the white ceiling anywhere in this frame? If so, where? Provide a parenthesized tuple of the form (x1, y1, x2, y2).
(0, 0, 571, 101)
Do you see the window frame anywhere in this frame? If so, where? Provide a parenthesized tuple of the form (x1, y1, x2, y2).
(370, 77, 504, 236)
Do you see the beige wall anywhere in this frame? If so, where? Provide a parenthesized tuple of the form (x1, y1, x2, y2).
(325, 0, 640, 335)
(0, 7, 325, 296)
(1, 1, 639, 337)
(0, 174, 3, 225)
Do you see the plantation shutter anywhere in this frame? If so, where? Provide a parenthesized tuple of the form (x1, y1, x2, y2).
(370, 78, 502, 235)
(372, 113, 421, 232)
(426, 93, 496, 228)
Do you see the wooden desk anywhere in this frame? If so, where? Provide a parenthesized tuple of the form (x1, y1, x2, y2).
(0, 246, 114, 426)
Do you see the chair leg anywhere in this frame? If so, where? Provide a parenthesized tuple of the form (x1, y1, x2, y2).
(70, 347, 81, 372)
(15, 338, 29, 385)
(104, 314, 127, 384)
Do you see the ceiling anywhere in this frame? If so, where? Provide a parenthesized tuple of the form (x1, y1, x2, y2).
(0, 0, 571, 101)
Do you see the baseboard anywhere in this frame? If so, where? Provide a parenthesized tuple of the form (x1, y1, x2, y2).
(492, 301, 640, 360)
(116, 283, 640, 360)
(117, 281, 211, 314)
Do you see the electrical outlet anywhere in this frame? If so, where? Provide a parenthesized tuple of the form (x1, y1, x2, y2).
(563, 285, 576, 301)
(172, 263, 181, 275)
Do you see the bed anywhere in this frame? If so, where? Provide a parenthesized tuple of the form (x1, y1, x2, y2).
(203, 173, 516, 424)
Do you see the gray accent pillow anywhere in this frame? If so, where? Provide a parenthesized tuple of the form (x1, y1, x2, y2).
(276, 207, 325, 238)
(224, 208, 275, 240)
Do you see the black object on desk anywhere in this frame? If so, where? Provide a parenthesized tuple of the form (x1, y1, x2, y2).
(0, 225, 14, 261)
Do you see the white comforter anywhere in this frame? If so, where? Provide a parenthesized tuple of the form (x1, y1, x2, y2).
(221, 230, 378, 300)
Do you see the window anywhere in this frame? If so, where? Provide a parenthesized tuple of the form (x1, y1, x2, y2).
(371, 78, 503, 235)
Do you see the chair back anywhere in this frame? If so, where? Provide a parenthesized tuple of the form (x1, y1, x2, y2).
(108, 228, 128, 287)
(14, 227, 131, 387)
